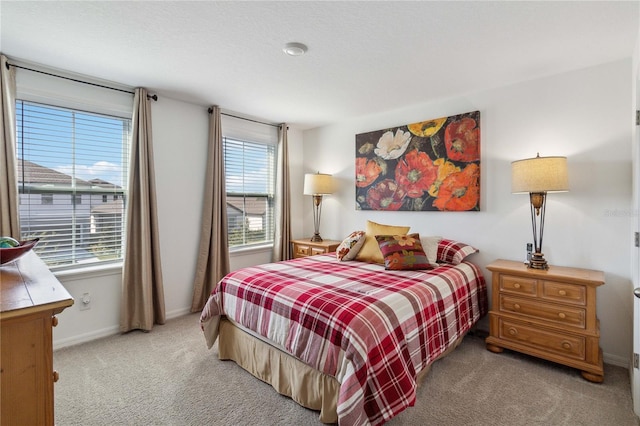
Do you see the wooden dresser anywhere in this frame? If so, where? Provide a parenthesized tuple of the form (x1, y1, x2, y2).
(291, 238, 340, 259)
(484, 259, 604, 382)
(1, 251, 74, 425)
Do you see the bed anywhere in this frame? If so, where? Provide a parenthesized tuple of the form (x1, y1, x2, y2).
(200, 250, 487, 426)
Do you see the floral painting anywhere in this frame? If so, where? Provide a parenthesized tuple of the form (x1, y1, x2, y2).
(355, 110, 480, 211)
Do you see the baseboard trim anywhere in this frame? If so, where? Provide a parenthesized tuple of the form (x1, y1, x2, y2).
(604, 352, 629, 369)
(53, 325, 120, 350)
(53, 307, 195, 350)
(166, 307, 193, 320)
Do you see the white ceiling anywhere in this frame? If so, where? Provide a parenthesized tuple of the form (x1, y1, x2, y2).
(1, 1, 638, 130)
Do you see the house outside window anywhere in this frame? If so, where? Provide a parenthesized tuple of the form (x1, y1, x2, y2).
(16, 100, 131, 269)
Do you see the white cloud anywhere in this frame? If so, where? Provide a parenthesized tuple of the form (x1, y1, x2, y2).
(55, 161, 125, 187)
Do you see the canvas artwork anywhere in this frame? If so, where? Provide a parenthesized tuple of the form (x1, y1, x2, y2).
(355, 110, 480, 211)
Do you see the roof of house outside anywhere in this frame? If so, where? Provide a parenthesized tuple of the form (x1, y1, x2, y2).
(88, 178, 122, 189)
(226, 196, 267, 216)
(91, 199, 123, 214)
(17, 159, 93, 187)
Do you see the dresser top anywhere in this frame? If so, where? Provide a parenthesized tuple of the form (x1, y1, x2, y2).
(0, 251, 74, 319)
(487, 259, 605, 286)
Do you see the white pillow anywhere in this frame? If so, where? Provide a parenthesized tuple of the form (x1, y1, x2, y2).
(336, 231, 366, 261)
(420, 235, 442, 266)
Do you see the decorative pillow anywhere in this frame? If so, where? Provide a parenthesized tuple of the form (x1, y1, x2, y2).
(420, 235, 442, 267)
(336, 231, 366, 261)
(355, 220, 410, 264)
(437, 239, 478, 265)
(375, 233, 433, 271)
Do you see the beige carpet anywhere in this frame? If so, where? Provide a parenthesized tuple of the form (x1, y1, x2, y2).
(54, 313, 639, 425)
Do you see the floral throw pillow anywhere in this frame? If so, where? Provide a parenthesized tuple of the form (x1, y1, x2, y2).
(437, 239, 478, 265)
(336, 231, 366, 261)
(375, 233, 433, 271)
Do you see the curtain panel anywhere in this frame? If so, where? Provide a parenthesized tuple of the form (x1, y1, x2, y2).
(120, 87, 166, 332)
(191, 105, 230, 312)
(0, 54, 20, 237)
(272, 123, 291, 261)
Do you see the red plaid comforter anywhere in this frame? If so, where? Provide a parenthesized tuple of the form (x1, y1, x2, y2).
(200, 254, 487, 426)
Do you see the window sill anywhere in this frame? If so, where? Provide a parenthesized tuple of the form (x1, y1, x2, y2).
(53, 261, 123, 281)
(229, 243, 273, 256)
(50, 244, 273, 280)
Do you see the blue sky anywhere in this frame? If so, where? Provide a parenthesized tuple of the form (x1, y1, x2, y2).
(16, 101, 129, 187)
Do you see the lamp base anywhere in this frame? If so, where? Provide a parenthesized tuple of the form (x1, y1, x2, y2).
(528, 252, 548, 270)
(310, 233, 323, 242)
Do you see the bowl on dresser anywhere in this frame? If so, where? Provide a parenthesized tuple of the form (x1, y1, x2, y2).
(0, 238, 40, 265)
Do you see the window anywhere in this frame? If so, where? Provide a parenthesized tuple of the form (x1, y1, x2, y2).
(16, 100, 131, 268)
(224, 137, 276, 248)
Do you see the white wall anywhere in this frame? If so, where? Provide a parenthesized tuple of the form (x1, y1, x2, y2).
(302, 59, 634, 366)
(53, 95, 305, 348)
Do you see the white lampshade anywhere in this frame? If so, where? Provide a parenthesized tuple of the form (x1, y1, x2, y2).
(303, 173, 334, 195)
(512, 155, 569, 193)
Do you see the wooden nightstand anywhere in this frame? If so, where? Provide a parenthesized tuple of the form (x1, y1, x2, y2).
(484, 259, 605, 383)
(291, 238, 340, 259)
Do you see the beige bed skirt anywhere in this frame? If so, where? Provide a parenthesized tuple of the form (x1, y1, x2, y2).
(217, 317, 467, 424)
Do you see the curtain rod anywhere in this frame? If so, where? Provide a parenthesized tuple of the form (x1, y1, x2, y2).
(208, 107, 279, 128)
(6, 62, 158, 101)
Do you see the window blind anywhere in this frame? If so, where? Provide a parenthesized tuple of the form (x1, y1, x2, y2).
(224, 136, 276, 248)
(16, 100, 131, 268)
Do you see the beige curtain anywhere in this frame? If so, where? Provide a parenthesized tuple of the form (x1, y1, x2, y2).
(0, 54, 20, 237)
(191, 106, 230, 312)
(272, 123, 291, 261)
(120, 88, 166, 333)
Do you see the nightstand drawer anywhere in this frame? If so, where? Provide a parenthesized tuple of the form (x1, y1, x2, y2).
(542, 281, 586, 306)
(499, 295, 586, 329)
(311, 247, 327, 256)
(294, 244, 311, 257)
(500, 274, 537, 297)
(291, 239, 341, 259)
(498, 318, 586, 361)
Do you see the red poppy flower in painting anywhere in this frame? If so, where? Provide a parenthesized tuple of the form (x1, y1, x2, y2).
(444, 117, 480, 162)
(356, 157, 382, 188)
(433, 163, 480, 211)
(366, 179, 406, 210)
(395, 149, 438, 198)
(428, 158, 461, 197)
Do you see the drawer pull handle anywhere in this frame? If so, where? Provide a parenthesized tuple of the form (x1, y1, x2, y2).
(558, 312, 566, 319)
(561, 341, 572, 350)
(513, 304, 521, 310)
(508, 327, 518, 336)
(513, 283, 521, 289)
(53, 370, 59, 382)
(558, 290, 567, 296)
(52, 316, 59, 327)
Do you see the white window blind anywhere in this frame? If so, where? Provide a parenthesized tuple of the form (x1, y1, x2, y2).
(16, 100, 131, 269)
(222, 114, 277, 248)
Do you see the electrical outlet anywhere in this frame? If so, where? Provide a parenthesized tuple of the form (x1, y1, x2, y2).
(79, 292, 91, 311)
